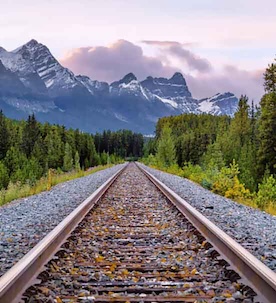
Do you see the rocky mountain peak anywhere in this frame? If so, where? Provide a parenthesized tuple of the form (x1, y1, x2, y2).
(120, 73, 137, 84)
(26, 39, 39, 47)
(110, 73, 138, 91)
(12, 39, 41, 56)
(170, 72, 186, 85)
(0, 47, 6, 54)
(141, 73, 192, 99)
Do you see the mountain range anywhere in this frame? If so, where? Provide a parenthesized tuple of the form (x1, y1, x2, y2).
(0, 39, 238, 134)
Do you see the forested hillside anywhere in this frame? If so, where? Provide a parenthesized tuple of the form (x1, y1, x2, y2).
(0, 112, 143, 193)
(143, 58, 276, 214)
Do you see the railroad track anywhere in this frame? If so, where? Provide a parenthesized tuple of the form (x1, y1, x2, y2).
(0, 163, 276, 302)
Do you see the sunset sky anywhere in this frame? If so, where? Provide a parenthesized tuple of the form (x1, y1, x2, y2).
(1, 0, 276, 101)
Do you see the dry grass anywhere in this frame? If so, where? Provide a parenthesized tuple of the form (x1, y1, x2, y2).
(0, 165, 113, 206)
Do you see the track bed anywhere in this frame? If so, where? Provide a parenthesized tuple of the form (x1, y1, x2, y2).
(22, 164, 255, 302)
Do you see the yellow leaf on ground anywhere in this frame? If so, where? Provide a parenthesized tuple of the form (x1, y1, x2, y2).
(56, 297, 63, 303)
(95, 255, 105, 262)
(110, 263, 117, 272)
(223, 292, 233, 298)
(121, 268, 129, 275)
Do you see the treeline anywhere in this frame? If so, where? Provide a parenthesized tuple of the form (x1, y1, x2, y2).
(94, 130, 144, 159)
(0, 113, 143, 189)
(143, 58, 276, 213)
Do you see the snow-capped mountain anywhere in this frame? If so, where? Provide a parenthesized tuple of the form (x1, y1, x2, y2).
(140, 73, 199, 113)
(0, 39, 89, 97)
(0, 40, 239, 133)
(198, 92, 238, 116)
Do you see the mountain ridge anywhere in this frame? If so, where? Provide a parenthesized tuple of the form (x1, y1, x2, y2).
(0, 39, 238, 133)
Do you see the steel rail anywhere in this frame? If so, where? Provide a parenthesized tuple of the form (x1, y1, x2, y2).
(0, 164, 127, 303)
(137, 163, 276, 303)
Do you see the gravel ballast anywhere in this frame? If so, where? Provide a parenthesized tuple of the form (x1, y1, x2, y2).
(139, 163, 276, 272)
(0, 164, 126, 277)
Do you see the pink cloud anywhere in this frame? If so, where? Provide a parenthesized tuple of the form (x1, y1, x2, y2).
(60, 39, 265, 102)
(142, 40, 198, 48)
(185, 66, 264, 102)
(60, 40, 178, 82)
(142, 40, 212, 73)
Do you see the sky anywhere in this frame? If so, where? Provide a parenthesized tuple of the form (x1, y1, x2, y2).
(1, 0, 276, 101)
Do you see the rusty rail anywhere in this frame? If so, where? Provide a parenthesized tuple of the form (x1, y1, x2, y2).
(137, 163, 276, 303)
(0, 164, 127, 303)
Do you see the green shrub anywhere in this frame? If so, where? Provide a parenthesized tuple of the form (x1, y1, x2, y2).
(212, 160, 240, 196)
(255, 175, 276, 209)
(142, 154, 158, 167)
(166, 164, 183, 176)
(201, 178, 213, 190)
(225, 176, 251, 200)
(182, 162, 206, 183)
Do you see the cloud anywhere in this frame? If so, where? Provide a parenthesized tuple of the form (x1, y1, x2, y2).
(142, 40, 197, 48)
(142, 40, 212, 73)
(168, 45, 212, 72)
(60, 39, 265, 102)
(185, 65, 264, 102)
(60, 40, 178, 83)
(142, 40, 263, 101)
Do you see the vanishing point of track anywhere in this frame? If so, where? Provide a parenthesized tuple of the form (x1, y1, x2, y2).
(0, 163, 276, 302)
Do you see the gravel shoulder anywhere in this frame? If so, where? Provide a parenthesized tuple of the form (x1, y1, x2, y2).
(0, 164, 126, 277)
(139, 163, 276, 272)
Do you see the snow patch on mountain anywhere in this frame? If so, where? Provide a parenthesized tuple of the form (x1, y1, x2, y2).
(2, 97, 56, 113)
(119, 79, 140, 90)
(113, 112, 129, 123)
(155, 95, 178, 108)
(198, 100, 219, 113)
(198, 93, 238, 116)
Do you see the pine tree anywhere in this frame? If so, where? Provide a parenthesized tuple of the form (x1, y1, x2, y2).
(74, 151, 81, 171)
(0, 162, 9, 189)
(44, 127, 63, 168)
(201, 142, 225, 170)
(85, 135, 98, 166)
(156, 125, 176, 167)
(258, 92, 276, 176)
(0, 110, 9, 160)
(257, 59, 276, 177)
(100, 152, 108, 165)
(264, 58, 276, 93)
(4, 147, 26, 176)
(21, 114, 40, 158)
(31, 136, 47, 172)
(233, 95, 251, 146)
(63, 142, 73, 172)
(217, 96, 251, 164)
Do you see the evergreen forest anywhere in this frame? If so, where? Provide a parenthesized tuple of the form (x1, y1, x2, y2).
(0, 113, 143, 204)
